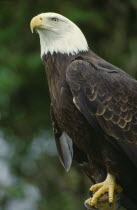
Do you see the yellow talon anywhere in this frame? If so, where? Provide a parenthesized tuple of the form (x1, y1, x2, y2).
(84, 173, 123, 208)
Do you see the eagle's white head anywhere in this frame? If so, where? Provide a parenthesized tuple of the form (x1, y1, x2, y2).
(30, 12, 88, 57)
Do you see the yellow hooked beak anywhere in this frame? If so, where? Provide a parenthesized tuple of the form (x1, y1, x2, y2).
(30, 14, 45, 33)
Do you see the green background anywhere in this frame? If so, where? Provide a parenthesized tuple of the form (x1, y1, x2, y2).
(0, 0, 137, 209)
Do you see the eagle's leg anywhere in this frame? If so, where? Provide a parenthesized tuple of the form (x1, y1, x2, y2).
(84, 173, 122, 208)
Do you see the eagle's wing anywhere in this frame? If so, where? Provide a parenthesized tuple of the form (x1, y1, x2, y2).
(50, 107, 73, 171)
(66, 57, 137, 168)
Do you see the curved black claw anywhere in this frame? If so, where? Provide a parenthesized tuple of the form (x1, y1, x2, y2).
(85, 203, 98, 210)
(85, 203, 92, 209)
(109, 202, 112, 207)
(92, 206, 98, 210)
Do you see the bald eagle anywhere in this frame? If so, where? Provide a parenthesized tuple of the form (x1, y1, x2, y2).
(30, 13, 137, 209)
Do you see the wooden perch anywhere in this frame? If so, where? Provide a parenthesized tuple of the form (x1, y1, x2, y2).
(92, 193, 126, 210)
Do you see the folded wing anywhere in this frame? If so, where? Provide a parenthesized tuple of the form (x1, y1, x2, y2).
(66, 57, 137, 168)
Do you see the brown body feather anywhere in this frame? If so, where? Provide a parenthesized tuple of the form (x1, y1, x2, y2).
(43, 50, 137, 209)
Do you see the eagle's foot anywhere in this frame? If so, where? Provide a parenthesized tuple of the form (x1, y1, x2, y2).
(84, 173, 122, 208)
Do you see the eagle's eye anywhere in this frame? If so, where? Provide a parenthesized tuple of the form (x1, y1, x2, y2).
(51, 17, 59, 22)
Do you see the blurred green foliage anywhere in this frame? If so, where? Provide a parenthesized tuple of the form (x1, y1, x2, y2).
(0, 0, 137, 209)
